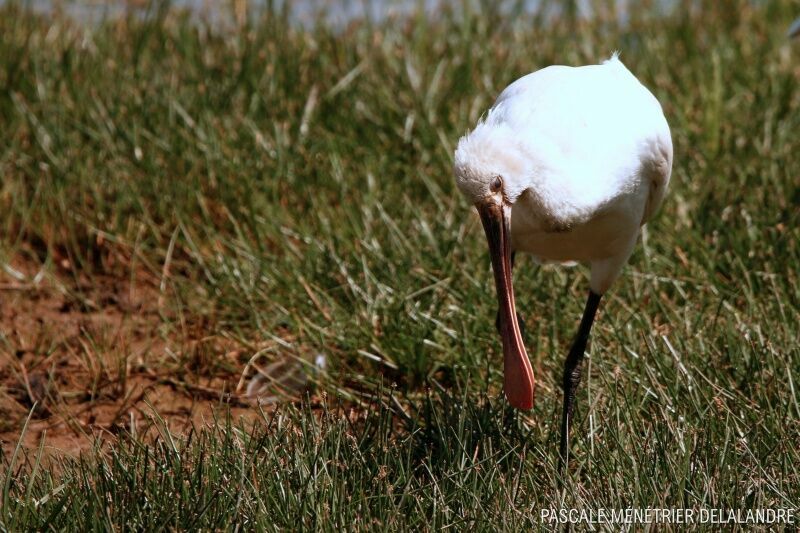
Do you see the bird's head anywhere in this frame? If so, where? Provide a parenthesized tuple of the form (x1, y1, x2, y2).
(454, 122, 530, 206)
(453, 122, 535, 411)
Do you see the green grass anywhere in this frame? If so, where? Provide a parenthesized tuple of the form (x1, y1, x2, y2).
(2, 0, 800, 529)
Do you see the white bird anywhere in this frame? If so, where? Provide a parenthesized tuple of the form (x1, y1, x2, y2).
(454, 53, 673, 465)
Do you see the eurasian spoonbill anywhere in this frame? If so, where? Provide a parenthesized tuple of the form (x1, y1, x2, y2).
(454, 53, 673, 465)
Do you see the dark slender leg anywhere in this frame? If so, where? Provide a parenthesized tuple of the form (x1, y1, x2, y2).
(559, 291, 602, 470)
(495, 252, 526, 338)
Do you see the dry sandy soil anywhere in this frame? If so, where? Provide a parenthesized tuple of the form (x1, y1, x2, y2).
(0, 253, 307, 457)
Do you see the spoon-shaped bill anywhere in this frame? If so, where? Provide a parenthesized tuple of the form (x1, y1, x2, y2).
(476, 201, 535, 410)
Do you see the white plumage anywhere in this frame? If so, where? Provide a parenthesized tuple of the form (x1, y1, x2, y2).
(453, 54, 673, 465)
(455, 53, 672, 294)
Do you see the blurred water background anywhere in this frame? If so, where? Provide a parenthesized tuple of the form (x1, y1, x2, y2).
(1, 0, 674, 28)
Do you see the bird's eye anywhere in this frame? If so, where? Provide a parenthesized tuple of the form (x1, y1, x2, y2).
(490, 176, 503, 193)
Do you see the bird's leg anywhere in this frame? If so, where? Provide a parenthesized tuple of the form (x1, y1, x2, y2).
(559, 290, 602, 470)
(494, 252, 526, 338)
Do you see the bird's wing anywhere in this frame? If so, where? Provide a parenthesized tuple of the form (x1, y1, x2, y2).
(639, 125, 673, 225)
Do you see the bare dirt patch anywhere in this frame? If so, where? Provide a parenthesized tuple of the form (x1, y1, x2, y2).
(0, 254, 300, 457)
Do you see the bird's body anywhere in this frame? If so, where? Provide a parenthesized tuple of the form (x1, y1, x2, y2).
(453, 54, 673, 466)
(456, 54, 672, 293)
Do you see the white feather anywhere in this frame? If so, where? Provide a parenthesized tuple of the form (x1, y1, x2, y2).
(454, 55, 673, 293)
